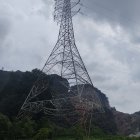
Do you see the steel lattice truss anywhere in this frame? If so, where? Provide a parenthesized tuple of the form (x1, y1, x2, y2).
(18, 0, 104, 135)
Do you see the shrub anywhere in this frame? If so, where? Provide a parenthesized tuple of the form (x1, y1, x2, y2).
(34, 127, 52, 140)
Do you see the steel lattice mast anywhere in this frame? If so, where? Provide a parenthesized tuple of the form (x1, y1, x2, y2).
(18, 0, 104, 136)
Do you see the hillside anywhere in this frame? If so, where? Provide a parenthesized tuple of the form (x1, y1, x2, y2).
(0, 69, 139, 136)
(113, 109, 140, 136)
(0, 69, 117, 134)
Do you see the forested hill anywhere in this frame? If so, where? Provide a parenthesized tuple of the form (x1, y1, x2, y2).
(0, 69, 140, 136)
(0, 69, 110, 118)
(0, 69, 117, 134)
(0, 69, 40, 117)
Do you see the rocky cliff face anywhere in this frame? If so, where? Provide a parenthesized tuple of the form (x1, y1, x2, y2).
(112, 109, 140, 136)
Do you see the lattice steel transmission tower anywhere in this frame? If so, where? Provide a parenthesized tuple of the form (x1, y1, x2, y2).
(18, 0, 104, 136)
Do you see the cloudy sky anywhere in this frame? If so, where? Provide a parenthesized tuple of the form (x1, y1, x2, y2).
(0, 0, 140, 113)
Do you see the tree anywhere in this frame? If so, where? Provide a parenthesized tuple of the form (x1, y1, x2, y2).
(34, 128, 52, 140)
(11, 118, 36, 139)
(72, 124, 85, 140)
(0, 113, 12, 140)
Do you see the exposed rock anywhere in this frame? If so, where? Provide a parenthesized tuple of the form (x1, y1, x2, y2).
(112, 109, 140, 136)
(129, 132, 140, 137)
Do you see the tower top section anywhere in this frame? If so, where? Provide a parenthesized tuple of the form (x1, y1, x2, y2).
(54, 0, 81, 23)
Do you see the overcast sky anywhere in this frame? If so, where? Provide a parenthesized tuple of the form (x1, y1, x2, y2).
(0, 0, 140, 114)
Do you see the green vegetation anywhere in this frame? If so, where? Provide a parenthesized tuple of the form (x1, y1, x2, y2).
(0, 112, 139, 140)
(40, 136, 140, 139)
(0, 69, 139, 139)
(54, 137, 140, 140)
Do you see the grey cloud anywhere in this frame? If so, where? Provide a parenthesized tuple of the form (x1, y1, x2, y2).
(0, 2, 13, 58)
(40, 0, 54, 18)
(0, 0, 59, 71)
(82, 0, 140, 44)
(0, 17, 11, 58)
(83, 0, 140, 25)
(0, 18, 10, 40)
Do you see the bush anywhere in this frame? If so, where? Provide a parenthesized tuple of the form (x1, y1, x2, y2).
(0, 113, 12, 140)
(34, 127, 52, 140)
(72, 124, 85, 140)
(11, 118, 36, 139)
